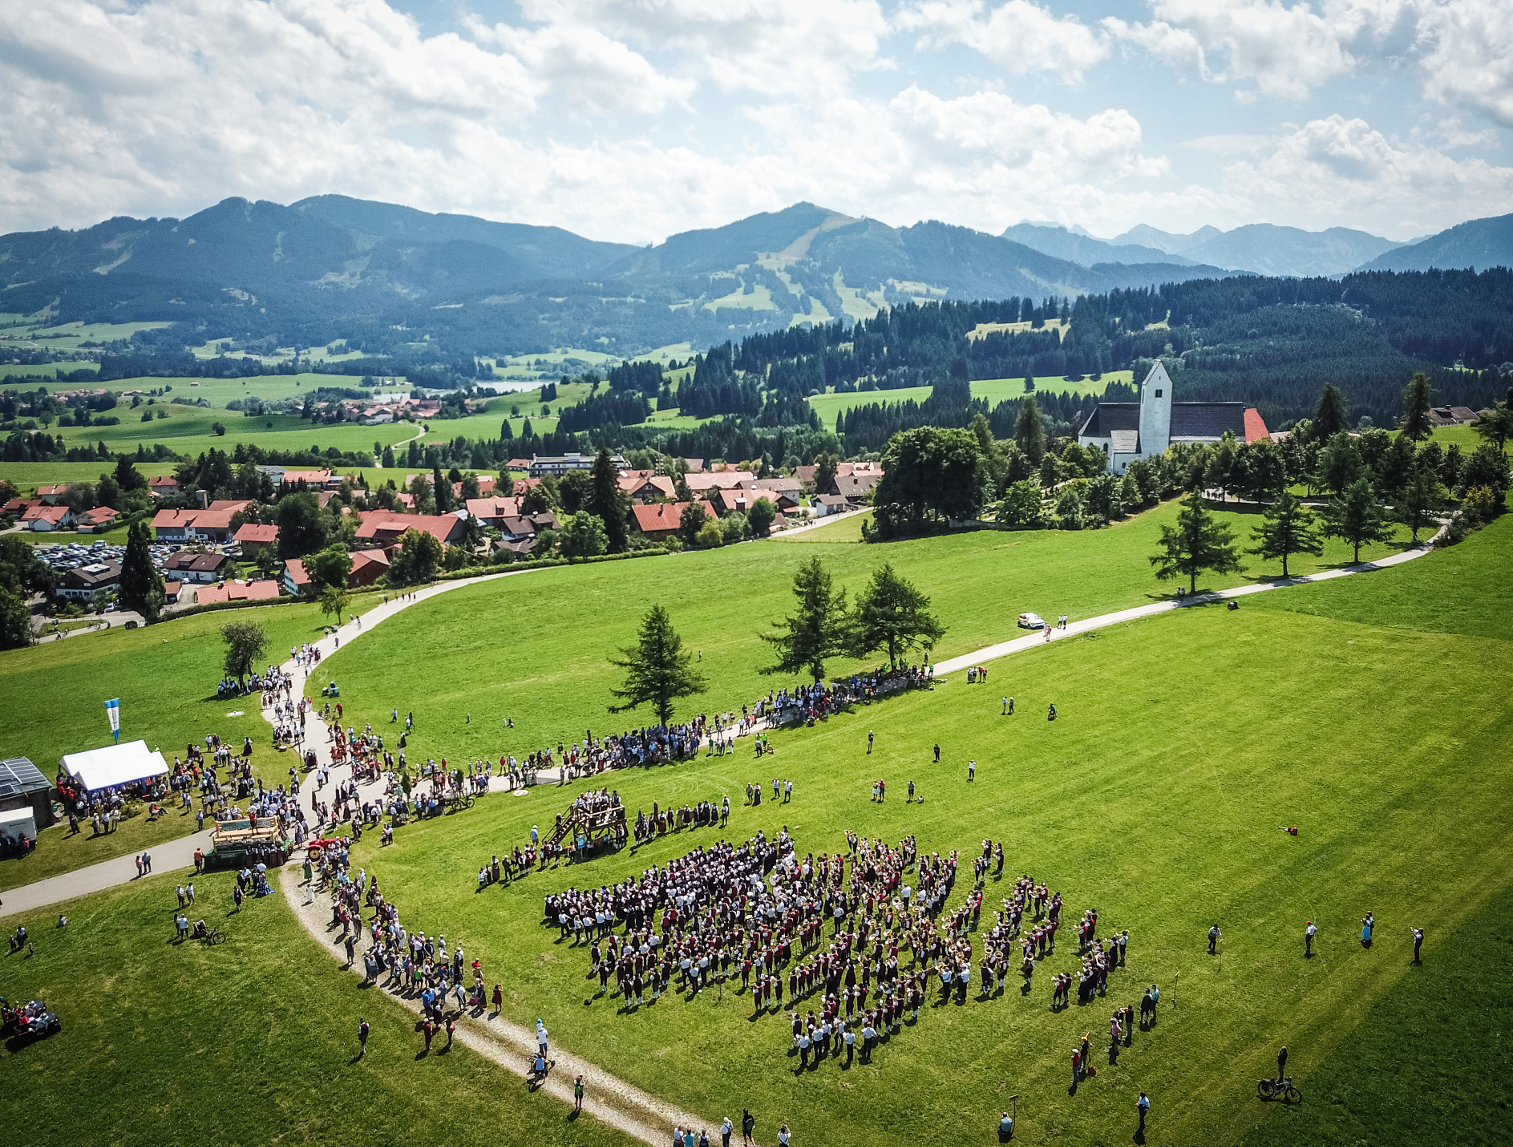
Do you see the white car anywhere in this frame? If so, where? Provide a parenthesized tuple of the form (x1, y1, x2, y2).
(1017, 612, 1046, 630)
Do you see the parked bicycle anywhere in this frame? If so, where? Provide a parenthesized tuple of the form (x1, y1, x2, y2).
(1257, 1076, 1301, 1104)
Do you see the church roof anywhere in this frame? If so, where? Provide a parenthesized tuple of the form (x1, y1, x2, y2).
(1169, 403, 1250, 441)
(1079, 403, 1138, 437)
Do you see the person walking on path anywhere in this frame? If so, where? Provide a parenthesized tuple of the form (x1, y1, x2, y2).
(1137, 1092, 1150, 1135)
(574, 1075, 584, 1112)
(1208, 924, 1222, 955)
(1305, 920, 1316, 958)
(358, 1019, 369, 1057)
(742, 1109, 756, 1146)
(721, 1117, 734, 1147)
(1412, 927, 1424, 963)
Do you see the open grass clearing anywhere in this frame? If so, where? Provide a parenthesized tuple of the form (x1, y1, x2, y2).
(49, 405, 417, 458)
(0, 870, 640, 1147)
(344, 513, 1513, 1147)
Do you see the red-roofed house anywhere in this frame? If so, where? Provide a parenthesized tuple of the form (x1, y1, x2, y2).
(466, 496, 524, 527)
(209, 500, 253, 514)
(633, 501, 696, 542)
(36, 484, 72, 504)
(349, 548, 391, 588)
(147, 475, 179, 498)
(619, 473, 677, 502)
(355, 512, 467, 552)
(150, 508, 236, 543)
(280, 469, 336, 491)
(23, 505, 74, 532)
(233, 522, 280, 558)
(283, 559, 312, 596)
(685, 471, 756, 493)
(1243, 408, 1271, 443)
(3, 497, 42, 516)
(76, 506, 121, 533)
(194, 580, 282, 605)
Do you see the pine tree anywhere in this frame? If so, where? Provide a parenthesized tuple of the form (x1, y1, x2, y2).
(1323, 478, 1392, 562)
(761, 557, 848, 683)
(590, 448, 628, 553)
(848, 563, 945, 665)
(1399, 372, 1435, 441)
(1247, 492, 1323, 578)
(1015, 395, 1047, 464)
(608, 605, 706, 725)
(1149, 491, 1243, 594)
(1313, 385, 1350, 441)
(119, 520, 165, 622)
(432, 464, 453, 513)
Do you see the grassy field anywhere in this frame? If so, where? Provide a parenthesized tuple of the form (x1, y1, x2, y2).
(0, 871, 640, 1147)
(48, 404, 418, 458)
(807, 375, 1128, 427)
(335, 513, 1513, 1147)
(0, 460, 178, 492)
(307, 497, 1418, 787)
(0, 597, 385, 891)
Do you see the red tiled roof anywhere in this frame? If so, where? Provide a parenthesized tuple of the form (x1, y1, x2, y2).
(196, 580, 281, 604)
(1243, 408, 1270, 443)
(23, 505, 70, 524)
(685, 471, 756, 492)
(164, 551, 229, 573)
(466, 496, 523, 521)
(76, 506, 120, 527)
(633, 502, 696, 533)
(234, 522, 280, 544)
(37, 484, 71, 497)
(209, 500, 252, 513)
(147, 475, 178, 488)
(151, 508, 235, 531)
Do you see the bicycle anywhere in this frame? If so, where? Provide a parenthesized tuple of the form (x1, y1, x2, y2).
(1257, 1076, 1301, 1104)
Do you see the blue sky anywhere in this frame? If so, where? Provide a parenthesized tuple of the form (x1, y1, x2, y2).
(1, 1, 1509, 244)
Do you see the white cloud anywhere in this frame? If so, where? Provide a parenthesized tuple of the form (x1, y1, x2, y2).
(895, 0, 1110, 81)
(1416, 0, 1513, 125)
(521, 0, 889, 97)
(1102, 17, 1221, 82)
(1221, 113, 1513, 230)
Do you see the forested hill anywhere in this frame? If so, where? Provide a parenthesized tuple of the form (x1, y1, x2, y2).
(665, 268, 1512, 450)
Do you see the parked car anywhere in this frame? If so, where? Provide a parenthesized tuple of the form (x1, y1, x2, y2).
(1017, 612, 1046, 630)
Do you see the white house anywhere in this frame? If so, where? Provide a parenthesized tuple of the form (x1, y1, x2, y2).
(1077, 361, 1269, 474)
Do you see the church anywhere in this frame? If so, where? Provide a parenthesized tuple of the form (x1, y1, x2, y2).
(1077, 361, 1269, 474)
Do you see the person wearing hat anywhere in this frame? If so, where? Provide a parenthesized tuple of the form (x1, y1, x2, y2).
(1305, 920, 1317, 958)
(536, 1019, 548, 1057)
(720, 1116, 733, 1147)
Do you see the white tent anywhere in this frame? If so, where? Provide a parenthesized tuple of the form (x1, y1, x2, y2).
(60, 740, 168, 792)
(0, 805, 36, 842)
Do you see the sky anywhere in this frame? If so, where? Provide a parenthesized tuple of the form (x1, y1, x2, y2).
(2, 0, 1511, 245)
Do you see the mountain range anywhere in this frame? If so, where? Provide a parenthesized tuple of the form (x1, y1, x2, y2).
(1, 197, 1510, 362)
(1006, 221, 1410, 278)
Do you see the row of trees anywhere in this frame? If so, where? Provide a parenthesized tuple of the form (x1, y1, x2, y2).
(609, 560, 944, 725)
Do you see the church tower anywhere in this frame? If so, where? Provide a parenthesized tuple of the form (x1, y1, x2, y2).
(1138, 361, 1173, 458)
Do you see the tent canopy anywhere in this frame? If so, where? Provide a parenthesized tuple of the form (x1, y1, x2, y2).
(61, 740, 168, 792)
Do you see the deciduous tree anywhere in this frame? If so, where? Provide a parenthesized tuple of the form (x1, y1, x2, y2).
(387, 528, 444, 585)
(221, 620, 268, 685)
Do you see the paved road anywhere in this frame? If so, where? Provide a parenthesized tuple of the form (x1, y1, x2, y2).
(934, 539, 1439, 676)
(0, 828, 214, 919)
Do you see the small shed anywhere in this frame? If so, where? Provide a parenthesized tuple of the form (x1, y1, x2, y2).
(0, 756, 55, 830)
(60, 740, 169, 795)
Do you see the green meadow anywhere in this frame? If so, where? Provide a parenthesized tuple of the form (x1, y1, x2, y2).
(333, 512, 1513, 1147)
(0, 870, 639, 1147)
(807, 373, 1133, 428)
(308, 497, 1417, 761)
